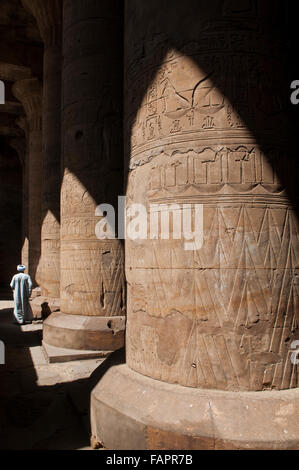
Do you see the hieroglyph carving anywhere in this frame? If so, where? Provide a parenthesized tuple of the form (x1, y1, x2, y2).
(125, 3, 296, 392)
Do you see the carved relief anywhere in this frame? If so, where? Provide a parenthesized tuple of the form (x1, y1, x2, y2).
(125, 2, 296, 393)
(126, 205, 299, 391)
(127, 49, 284, 168)
(61, 171, 95, 217)
(145, 146, 283, 198)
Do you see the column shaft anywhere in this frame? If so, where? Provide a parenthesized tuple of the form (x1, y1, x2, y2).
(22, 0, 62, 306)
(90, 0, 299, 450)
(43, 0, 125, 351)
(124, 0, 298, 393)
(13, 79, 43, 287)
(10, 134, 29, 268)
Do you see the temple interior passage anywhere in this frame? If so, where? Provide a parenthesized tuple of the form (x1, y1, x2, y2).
(0, 0, 298, 451)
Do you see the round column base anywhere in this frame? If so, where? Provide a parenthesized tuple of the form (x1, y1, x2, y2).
(43, 311, 125, 351)
(90, 363, 299, 450)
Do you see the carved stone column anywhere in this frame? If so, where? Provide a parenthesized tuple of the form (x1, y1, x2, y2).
(91, 0, 299, 449)
(43, 0, 125, 352)
(21, 0, 62, 316)
(12, 79, 43, 289)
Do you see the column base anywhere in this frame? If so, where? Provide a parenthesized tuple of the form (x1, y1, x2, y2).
(90, 363, 299, 450)
(42, 340, 110, 363)
(43, 311, 125, 351)
(30, 296, 60, 319)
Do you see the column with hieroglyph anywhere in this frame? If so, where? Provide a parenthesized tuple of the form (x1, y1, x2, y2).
(21, 0, 62, 317)
(43, 0, 126, 353)
(91, 0, 299, 450)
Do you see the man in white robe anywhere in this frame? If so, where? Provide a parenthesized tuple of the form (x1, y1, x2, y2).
(10, 265, 33, 324)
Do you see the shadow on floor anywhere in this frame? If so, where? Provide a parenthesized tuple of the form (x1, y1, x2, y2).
(0, 304, 105, 450)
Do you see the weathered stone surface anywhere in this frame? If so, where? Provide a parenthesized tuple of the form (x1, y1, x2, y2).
(123, 0, 298, 392)
(43, 0, 125, 351)
(1, 0, 298, 451)
(42, 341, 110, 363)
(44, 312, 125, 351)
(22, 0, 62, 308)
(91, 363, 299, 450)
(91, 0, 299, 450)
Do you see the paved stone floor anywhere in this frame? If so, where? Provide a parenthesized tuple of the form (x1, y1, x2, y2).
(0, 300, 105, 450)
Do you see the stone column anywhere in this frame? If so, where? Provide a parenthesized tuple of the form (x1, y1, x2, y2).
(12, 79, 43, 289)
(10, 135, 29, 269)
(0, 140, 22, 292)
(21, 0, 62, 316)
(43, 0, 125, 352)
(91, 0, 299, 449)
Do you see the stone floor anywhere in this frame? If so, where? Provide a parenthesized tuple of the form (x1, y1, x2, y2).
(0, 300, 105, 450)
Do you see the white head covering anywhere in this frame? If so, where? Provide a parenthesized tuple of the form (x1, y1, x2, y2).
(17, 265, 26, 272)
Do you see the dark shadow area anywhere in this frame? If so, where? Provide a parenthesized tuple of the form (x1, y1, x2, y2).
(0, 0, 43, 289)
(89, 347, 125, 391)
(39, 301, 53, 319)
(0, 139, 22, 298)
(0, 305, 94, 450)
